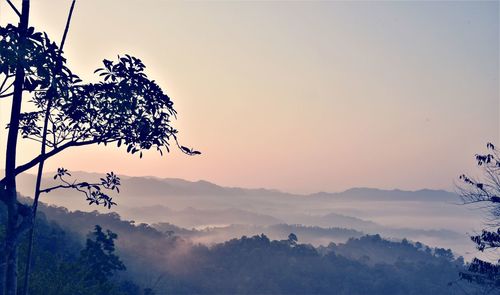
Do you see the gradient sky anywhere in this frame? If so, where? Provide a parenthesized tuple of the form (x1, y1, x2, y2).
(0, 0, 498, 194)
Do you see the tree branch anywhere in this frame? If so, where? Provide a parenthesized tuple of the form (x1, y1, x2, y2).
(0, 81, 14, 96)
(0, 138, 104, 187)
(0, 92, 14, 98)
(60, 0, 76, 49)
(0, 74, 14, 93)
(5, 0, 21, 17)
(40, 181, 100, 194)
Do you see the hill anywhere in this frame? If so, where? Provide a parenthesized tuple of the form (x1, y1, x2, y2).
(13, 171, 478, 258)
(4, 199, 474, 294)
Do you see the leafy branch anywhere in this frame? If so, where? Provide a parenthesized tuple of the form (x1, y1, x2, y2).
(40, 168, 120, 209)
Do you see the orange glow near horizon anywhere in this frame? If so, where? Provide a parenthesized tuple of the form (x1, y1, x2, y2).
(0, 0, 498, 193)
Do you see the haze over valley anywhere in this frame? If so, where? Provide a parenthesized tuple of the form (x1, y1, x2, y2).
(16, 171, 481, 259)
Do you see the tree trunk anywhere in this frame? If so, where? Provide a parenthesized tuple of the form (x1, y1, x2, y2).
(2, 184, 21, 295)
(1, 1, 30, 295)
(22, 2, 76, 294)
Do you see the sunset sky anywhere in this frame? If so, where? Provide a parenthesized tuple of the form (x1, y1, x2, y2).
(0, 0, 498, 194)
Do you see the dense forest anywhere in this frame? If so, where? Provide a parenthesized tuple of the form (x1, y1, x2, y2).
(0, 198, 474, 295)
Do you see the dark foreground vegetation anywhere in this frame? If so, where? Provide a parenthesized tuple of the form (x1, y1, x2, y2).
(0, 199, 474, 295)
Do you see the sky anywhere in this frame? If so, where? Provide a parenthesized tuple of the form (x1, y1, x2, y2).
(0, 0, 498, 194)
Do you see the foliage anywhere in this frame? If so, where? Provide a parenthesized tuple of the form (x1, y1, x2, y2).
(0, 24, 74, 98)
(0, 22, 199, 186)
(459, 143, 500, 291)
(287, 232, 298, 245)
(79, 225, 126, 283)
(0, 202, 138, 294)
(18, 53, 199, 159)
(41, 168, 121, 209)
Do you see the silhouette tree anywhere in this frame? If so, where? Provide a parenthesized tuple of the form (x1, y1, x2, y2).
(18, 223, 129, 295)
(0, 1, 37, 294)
(0, 1, 199, 294)
(287, 233, 298, 246)
(458, 143, 500, 292)
(79, 225, 126, 283)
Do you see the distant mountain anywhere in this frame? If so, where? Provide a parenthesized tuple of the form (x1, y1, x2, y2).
(15, 170, 459, 202)
(15, 171, 302, 212)
(13, 170, 476, 257)
(310, 187, 459, 202)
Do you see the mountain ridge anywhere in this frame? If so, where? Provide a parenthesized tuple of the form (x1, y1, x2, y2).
(13, 170, 456, 200)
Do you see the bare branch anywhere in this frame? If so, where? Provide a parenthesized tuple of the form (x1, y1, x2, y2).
(60, 0, 76, 49)
(0, 92, 13, 98)
(5, 0, 21, 17)
(0, 81, 14, 95)
(0, 74, 14, 93)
